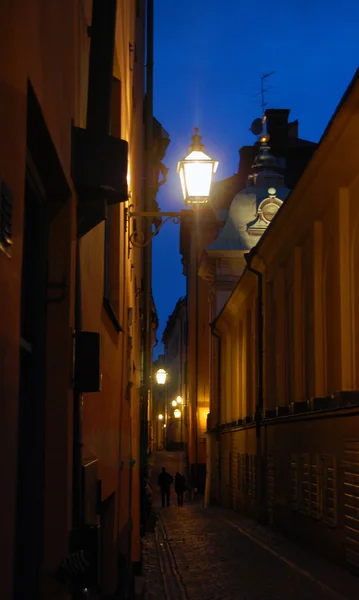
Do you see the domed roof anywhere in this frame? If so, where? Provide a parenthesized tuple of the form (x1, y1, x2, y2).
(206, 185, 289, 252)
(206, 124, 290, 253)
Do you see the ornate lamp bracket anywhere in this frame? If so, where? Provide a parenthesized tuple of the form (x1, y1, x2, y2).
(126, 204, 184, 249)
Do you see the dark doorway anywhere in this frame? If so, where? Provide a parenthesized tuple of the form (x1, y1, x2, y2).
(14, 163, 48, 598)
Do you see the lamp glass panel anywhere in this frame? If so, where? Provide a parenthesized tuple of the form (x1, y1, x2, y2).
(183, 161, 213, 198)
(156, 369, 167, 384)
(179, 167, 187, 200)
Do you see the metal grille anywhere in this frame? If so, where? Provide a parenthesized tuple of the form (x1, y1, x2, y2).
(298, 453, 311, 516)
(267, 455, 275, 524)
(310, 455, 321, 519)
(321, 454, 337, 526)
(343, 441, 359, 568)
(230, 451, 238, 509)
(291, 454, 298, 510)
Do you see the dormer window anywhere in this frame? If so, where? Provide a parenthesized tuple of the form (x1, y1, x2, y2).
(258, 187, 283, 224)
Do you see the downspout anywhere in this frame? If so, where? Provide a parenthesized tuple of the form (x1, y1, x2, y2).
(212, 329, 222, 503)
(244, 253, 264, 434)
(72, 242, 83, 532)
(244, 251, 265, 521)
(180, 307, 183, 448)
(195, 254, 199, 486)
(141, 0, 154, 530)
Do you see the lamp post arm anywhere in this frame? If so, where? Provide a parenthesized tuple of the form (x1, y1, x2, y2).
(126, 207, 189, 249)
(129, 210, 185, 218)
(128, 214, 182, 248)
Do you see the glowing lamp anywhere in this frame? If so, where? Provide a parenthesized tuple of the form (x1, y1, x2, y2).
(158, 414, 163, 420)
(172, 399, 177, 407)
(176, 396, 183, 404)
(177, 128, 218, 205)
(155, 369, 167, 385)
(174, 408, 181, 419)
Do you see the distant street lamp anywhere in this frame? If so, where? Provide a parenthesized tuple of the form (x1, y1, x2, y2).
(174, 408, 181, 419)
(171, 399, 177, 407)
(177, 128, 218, 206)
(163, 424, 166, 428)
(176, 396, 183, 404)
(155, 369, 167, 385)
(158, 414, 163, 420)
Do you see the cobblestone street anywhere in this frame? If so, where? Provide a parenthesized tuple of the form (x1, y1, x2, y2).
(142, 451, 359, 600)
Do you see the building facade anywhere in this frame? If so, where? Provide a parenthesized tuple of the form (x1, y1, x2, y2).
(208, 69, 359, 571)
(0, 1, 166, 598)
(180, 109, 316, 492)
(151, 354, 166, 451)
(162, 296, 187, 449)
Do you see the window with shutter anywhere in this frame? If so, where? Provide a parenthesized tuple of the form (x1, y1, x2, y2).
(291, 454, 298, 511)
(310, 455, 321, 520)
(267, 455, 275, 524)
(298, 453, 311, 515)
(321, 454, 337, 526)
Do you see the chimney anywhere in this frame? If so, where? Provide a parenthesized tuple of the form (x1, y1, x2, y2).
(265, 109, 290, 150)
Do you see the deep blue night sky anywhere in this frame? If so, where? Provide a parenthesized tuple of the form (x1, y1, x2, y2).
(152, 0, 359, 358)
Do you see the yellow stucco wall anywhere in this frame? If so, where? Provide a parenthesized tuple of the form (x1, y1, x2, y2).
(210, 71, 359, 569)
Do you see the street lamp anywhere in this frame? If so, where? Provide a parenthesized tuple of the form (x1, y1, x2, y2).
(171, 399, 177, 407)
(176, 396, 183, 404)
(158, 414, 163, 420)
(177, 128, 218, 205)
(155, 369, 167, 385)
(174, 408, 181, 419)
(126, 128, 218, 248)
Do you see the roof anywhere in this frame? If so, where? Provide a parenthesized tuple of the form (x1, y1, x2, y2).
(211, 67, 359, 332)
(206, 186, 290, 253)
(162, 296, 187, 342)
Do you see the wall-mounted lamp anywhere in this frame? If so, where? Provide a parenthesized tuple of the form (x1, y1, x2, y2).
(126, 128, 218, 248)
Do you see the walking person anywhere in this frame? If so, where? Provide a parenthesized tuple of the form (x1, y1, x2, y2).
(158, 467, 173, 507)
(175, 472, 186, 506)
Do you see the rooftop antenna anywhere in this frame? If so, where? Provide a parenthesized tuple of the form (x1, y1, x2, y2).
(260, 71, 276, 118)
(249, 71, 276, 137)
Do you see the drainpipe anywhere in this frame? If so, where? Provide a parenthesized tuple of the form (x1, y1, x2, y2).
(141, 0, 154, 531)
(72, 242, 83, 532)
(194, 254, 199, 488)
(244, 250, 265, 521)
(244, 252, 263, 435)
(212, 329, 222, 503)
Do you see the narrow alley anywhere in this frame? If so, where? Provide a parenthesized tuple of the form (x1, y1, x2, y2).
(142, 452, 359, 600)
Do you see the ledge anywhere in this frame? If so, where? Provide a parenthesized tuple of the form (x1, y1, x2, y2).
(289, 401, 309, 415)
(215, 391, 359, 434)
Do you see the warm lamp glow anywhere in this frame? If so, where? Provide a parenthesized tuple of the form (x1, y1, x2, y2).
(176, 396, 183, 404)
(163, 424, 167, 428)
(177, 128, 218, 205)
(155, 369, 167, 385)
(174, 408, 181, 419)
(171, 399, 177, 407)
(158, 414, 163, 420)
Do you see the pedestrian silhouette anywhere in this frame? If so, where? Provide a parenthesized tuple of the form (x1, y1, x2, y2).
(158, 467, 173, 507)
(175, 472, 186, 506)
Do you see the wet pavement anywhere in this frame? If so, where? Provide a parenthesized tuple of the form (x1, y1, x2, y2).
(142, 451, 359, 600)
